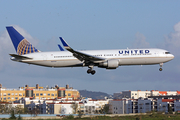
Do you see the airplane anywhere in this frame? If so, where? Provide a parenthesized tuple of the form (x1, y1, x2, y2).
(6, 26, 174, 75)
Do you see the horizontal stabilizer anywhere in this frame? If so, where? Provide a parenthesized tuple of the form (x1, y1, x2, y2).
(9, 54, 32, 60)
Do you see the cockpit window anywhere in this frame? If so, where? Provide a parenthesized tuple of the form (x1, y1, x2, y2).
(165, 52, 170, 54)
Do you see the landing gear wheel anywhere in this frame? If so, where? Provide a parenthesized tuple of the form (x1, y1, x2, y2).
(159, 68, 162, 71)
(91, 70, 96, 75)
(87, 69, 91, 74)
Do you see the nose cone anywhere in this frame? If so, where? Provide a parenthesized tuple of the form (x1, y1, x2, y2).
(169, 54, 174, 60)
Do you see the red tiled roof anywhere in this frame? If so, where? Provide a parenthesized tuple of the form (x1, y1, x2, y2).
(162, 99, 175, 102)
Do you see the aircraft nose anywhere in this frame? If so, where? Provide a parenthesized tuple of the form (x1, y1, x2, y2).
(170, 54, 174, 60)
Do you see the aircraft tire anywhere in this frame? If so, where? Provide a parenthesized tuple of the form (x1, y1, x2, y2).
(91, 70, 96, 75)
(87, 69, 92, 74)
(159, 68, 162, 71)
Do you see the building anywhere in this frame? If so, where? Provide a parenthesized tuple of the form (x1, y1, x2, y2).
(0, 101, 24, 114)
(22, 97, 109, 114)
(109, 98, 180, 114)
(0, 84, 80, 102)
(114, 90, 180, 99)
(109, 99, 126, 114)
(113, 90, 151, 99)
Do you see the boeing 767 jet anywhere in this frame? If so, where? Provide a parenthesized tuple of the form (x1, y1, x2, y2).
(6, 26, 174, 75)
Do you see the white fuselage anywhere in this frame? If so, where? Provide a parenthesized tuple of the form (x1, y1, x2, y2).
(11, 48, 174, 68)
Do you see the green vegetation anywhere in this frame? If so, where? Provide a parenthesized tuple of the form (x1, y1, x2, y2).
(60, 114, 180, 120)
(2, 113, 180, 120)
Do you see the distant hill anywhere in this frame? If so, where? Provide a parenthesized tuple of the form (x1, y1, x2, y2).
(79, 90, 112, 99)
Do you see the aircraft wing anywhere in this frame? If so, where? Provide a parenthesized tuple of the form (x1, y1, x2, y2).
(9, 54, 32, 60)
(60, 37, 105, 62)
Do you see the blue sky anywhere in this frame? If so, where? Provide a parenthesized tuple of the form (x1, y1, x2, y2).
(0, 1, 180, 94)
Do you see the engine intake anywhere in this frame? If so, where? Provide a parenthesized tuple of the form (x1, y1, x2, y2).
(98, 59, 119, 69)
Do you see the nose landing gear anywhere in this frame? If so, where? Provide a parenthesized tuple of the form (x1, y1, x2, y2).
(159, 63, 163, 71)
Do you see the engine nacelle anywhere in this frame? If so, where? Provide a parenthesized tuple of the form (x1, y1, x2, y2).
(98, 59, 119, 69)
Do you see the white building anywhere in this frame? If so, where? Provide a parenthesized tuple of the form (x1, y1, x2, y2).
(114, 90, 151, 99)
(23, 97, 109, 114)
(174, 100, 180, 112)
(109, 98, 180, 114)
(109, 100, 125, 114)
(138, 98, 151, 113)
(114, 90, 180, 99)
(157, 99, 168, 113)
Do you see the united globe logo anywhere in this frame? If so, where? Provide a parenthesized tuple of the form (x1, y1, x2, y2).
(17, 39, 39, 55)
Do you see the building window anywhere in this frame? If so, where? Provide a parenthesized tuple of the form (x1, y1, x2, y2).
(8, 97, 10, 99)
(48, 94, 50, 96)
(15, 93, 18, 96)
(4, 97, 6, 100)
(68, 93, 71, 96)
(51, 94, 54, 96)
(12, 97, 14, 99)
(44, 93, 46, 96)
(36, 93, 39, 96)
(15, 97, 18, 99)
(19, 93, 22, 96)
(3, 93, 6, 96)
(8, 93, 10, 96)
(40, 93, 43, 96)
(11, 93, 14, 95)
(55, 94, 57, 96)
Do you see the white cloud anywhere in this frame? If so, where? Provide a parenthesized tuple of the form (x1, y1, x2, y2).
(0, 30, 14, 71)
(12, 25, 39, 46)
(161, 22, 180, 56)
(132, 32, 150, 48)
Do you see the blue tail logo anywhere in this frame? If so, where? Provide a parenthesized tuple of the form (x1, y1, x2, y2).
(6, 26, 40, 55)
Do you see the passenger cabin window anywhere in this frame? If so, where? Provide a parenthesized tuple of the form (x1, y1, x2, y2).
(165, 52, 170, 54)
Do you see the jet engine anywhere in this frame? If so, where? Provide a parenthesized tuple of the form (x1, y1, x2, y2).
(98, 59, 119, 69)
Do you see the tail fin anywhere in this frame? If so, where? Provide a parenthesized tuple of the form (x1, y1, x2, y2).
(6, 26, 40, 55)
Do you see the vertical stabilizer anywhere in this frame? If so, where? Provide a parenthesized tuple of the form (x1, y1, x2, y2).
(6, 26, 40, 55)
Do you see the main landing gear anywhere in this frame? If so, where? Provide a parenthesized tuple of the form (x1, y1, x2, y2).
(87, 69, 96, 75)
(159, 63, 163, 71)
(87, 64, 96, 75)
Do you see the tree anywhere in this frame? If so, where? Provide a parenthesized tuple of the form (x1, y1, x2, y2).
(17, 114, 22, 120)
(168, 104, 173, 114)
(71, 102, 78, 114)
(101, 104, 109, 114)
(9, 110, 16, 119)
(29, 108, 40, 116)
(78, 109, 83, 118)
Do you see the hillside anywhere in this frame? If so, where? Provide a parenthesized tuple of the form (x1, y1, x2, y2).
(79, 90, 112, 99)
